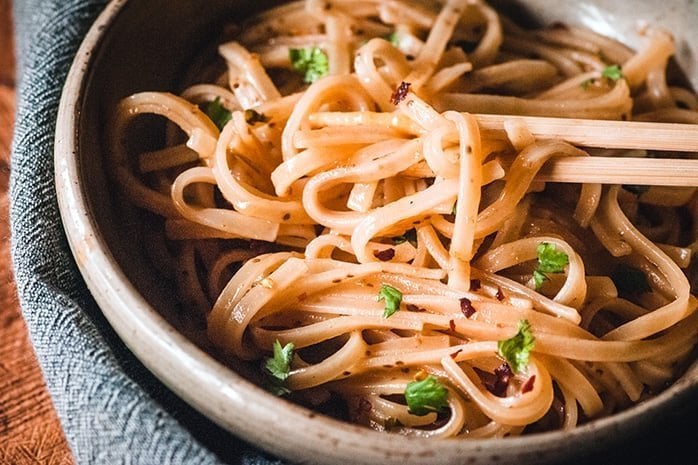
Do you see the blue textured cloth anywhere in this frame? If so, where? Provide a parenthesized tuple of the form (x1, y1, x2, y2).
(8, 1, 283, 463)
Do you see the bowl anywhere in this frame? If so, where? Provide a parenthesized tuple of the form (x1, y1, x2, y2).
(55, 1, 698, 464)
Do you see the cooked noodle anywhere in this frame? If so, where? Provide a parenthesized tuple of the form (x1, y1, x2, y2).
(110, 0, 698, 437)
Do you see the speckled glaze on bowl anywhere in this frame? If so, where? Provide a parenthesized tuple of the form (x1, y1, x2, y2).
(55, 1, 698, 464)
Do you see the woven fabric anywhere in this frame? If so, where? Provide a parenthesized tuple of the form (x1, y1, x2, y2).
(8, 1, 283, 463)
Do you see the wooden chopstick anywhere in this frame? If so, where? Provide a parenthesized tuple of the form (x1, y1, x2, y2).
(474, 114, 698, 152)
(472, 114, 698, 186)
(402, 156, 698, 186)
(537, 156, 698, 186)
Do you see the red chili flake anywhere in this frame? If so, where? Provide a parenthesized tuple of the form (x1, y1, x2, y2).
(449, 319, 456, 332)
(522, 375, 536, 394)
(470, 279, 481, 291)
(297, 292, 308, 302)
(459, 297, 476, 318)
(390, 81, 411, 105)
(373, 248, 396, 261)
(474, 362, 512, 397)
(406, 304, 426, 312)
(495, 287, 505, 301)
(450, 349, 463, 359)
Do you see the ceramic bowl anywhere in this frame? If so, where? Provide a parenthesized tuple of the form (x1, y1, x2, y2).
(55, 1, 698, 464)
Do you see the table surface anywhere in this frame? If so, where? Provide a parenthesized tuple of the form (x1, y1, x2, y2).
(0, 1, 74, 463)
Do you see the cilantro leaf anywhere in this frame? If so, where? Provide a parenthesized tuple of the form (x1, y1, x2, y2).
(534, 242, 569, 289)
(377, 284, 402, 318)
(205, 97, 232, 130)
(289, 47, 329, 83)
(386, 31, 400, 47)
(497, 319, 535, 374)
(601, 64, 623, 81)
(264, 340, 294, 395)
(611, 263, 652, 295)
(404, 375, 449, 416)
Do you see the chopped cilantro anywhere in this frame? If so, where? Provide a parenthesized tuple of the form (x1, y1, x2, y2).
(497, 319, 535, 374)
(289, 47, 329, 83)
(581, 65, 623, 90)
(244, 109, 269, 125)
(533, 242, 569, 289)
(601, 64, 623, 81)
(377, 284, 403, 318)
(386, 31, 400, 47)
(205, 97, 232, 130)
(404, 375, 449, 416)
(611, 263, 652, 295)
(264, 339, 295, 396)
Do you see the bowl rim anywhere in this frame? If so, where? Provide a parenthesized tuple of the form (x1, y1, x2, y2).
(54, 1, 698, 464)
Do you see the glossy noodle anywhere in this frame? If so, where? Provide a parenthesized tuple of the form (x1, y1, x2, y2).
(110, 0, 698, 437)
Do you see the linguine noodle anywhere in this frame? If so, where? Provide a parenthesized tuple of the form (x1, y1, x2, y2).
(110, 0, 698, 437)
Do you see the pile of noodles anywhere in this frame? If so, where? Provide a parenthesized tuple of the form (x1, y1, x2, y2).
(110, 0, 698, 438)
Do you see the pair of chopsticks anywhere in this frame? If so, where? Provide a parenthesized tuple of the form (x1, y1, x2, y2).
(475, 114, 698, 187)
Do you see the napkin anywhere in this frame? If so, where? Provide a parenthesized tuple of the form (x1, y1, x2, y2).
(8, 1, 698, 464)
(9, 0, 283, 463)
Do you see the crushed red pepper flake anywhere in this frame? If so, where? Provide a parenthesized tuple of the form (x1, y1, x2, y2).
(470, 279, 481, 291)
(373, 248, 396, 261)
(390, 81, 411, 105)
(450, 349, 463, 359)
(449, 319, 456, 332)
(522, 375, 536, 394)
(474, 362, 512, 397)
(496, 287, 505, 301)
(459, 297, 476, 318)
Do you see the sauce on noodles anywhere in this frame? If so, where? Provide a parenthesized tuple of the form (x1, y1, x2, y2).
(110, 0, 698, 438)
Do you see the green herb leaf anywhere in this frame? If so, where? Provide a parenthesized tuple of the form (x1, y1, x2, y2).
(289, 47, 329, 83)
(601, 64, 623, 81)
(392, 229, 418, 248)
(377, 284, 402, 318)
(534, 242, 569, 289)
(611, 263, 652, 295)
(497, 319, 535, 374)
(404, 375, 449, 416)
(244, 109, 269, 125)
(386, 31, 400, 47)
(265, 339, 294, 383)
(205, 97, 232, 130)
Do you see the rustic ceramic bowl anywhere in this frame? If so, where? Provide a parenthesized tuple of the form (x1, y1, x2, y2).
(55, 1, 698, 464)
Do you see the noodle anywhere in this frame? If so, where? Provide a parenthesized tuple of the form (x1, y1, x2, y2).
(109, 0, 698, 438)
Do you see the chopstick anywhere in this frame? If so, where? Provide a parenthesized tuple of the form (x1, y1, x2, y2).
(472, 114, 698, 186)
(401, 156, 698, 186)
(474, 114, 698, 152)
(536, 156, 698, 186)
